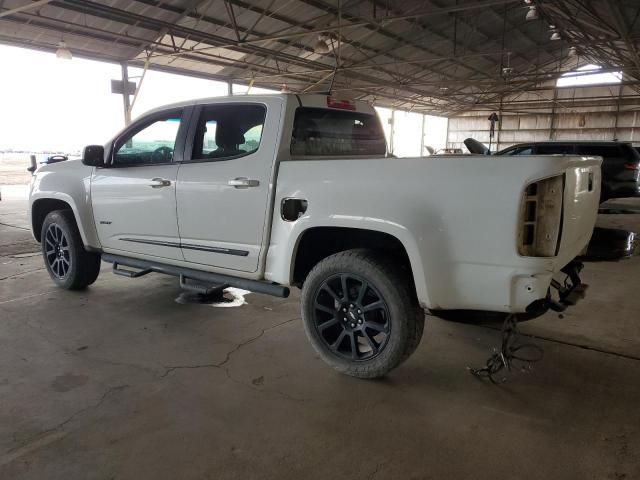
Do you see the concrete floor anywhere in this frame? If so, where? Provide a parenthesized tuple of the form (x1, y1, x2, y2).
(1, 186, 639, 480)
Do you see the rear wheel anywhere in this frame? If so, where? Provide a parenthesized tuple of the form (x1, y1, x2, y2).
(301, 249, 424, 378)
(41, 210, 101, 290)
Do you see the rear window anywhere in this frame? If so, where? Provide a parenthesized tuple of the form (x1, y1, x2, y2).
(290, 107, 386, 157)
(575, 145, 623, 158)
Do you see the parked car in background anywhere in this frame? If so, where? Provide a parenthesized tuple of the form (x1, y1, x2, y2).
(496, 141, 640, 202)
(27, 154, 69, 174)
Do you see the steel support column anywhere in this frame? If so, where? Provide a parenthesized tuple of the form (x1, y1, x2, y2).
(121, 62, 132, 126)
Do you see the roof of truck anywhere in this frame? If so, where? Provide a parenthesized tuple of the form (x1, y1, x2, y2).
(138, 94, 375, 120)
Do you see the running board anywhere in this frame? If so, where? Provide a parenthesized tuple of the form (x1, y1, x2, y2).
(102, 254, 290, 298)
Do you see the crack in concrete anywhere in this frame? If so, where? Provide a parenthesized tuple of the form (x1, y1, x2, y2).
(3, 385, 129, 464)
(159, 317, 307, 403)
(367, 462, 385, 480)
(0, 290, 57, 306)
(479, 324, 640, 362)
(160, 317, 298, 377)
(0, 221, 30, 231)
(0, 267, 45, 281)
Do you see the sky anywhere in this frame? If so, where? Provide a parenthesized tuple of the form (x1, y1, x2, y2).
(0, 45, 240, 152)
(0, 44, 447, 155)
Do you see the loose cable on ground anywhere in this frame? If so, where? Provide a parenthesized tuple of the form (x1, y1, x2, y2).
(468, 313, 544, 384)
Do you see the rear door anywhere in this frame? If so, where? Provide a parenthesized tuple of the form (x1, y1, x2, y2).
(175, 98, 283, 273)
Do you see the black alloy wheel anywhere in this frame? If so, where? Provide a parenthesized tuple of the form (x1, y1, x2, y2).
(312, 273, 391, 361)
(44, 223, 71, 279)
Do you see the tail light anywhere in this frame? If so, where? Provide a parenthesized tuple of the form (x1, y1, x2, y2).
(326, 97, 356, 110)
(624, 162, 639, 171)
(518, 175, 564, 257)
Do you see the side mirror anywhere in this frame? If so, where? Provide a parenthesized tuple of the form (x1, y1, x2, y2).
(82, 145, 105, 167)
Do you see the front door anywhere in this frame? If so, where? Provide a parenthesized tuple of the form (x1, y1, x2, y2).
(92, 110, 186, 260)
(176, 100, 282, 273)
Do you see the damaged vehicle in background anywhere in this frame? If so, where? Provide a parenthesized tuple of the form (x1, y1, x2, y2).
(496, 141, 640, 202)
(28, 94, 602, 378)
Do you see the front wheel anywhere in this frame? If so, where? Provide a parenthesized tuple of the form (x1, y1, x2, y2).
(41, 210, 101, 290)
(301, 249, 425, 379)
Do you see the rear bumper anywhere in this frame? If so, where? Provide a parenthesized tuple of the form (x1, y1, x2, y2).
(431, 258, 584, 313)
(525, 260, 587, 314)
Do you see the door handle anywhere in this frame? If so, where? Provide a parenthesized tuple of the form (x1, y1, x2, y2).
(228, 177, 260, 188)
(149, 177, 171, 188)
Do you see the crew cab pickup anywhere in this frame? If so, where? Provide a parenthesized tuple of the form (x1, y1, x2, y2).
(29, 94, 601, 378)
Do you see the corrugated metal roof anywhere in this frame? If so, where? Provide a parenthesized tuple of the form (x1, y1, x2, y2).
(1, 0, 639, 114)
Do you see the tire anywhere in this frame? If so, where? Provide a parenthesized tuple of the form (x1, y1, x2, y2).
(41, 210, 101, 290)
(301, 249, 425, 379)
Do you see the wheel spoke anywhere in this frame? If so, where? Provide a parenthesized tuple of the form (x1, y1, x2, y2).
(321, 284, 341, 302)
(330, 330, 347, 351)
(318, 317, 339, 331)
(362, 331, 379, 354)
(340, 275, 349, 301)
(45, 237, 55, 249)
(348, 332, 358, 359)
(314, 301, 335, 315)
(356, 280, 368, 303)
(362, 300, 384, 313)
(45, 247, 56, 256)
(365, 321, 389, 334)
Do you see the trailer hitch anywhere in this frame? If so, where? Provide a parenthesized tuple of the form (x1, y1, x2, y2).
(547, 260, 588, 312)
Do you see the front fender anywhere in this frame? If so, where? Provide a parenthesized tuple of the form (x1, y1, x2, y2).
(29, 161, 101, 249)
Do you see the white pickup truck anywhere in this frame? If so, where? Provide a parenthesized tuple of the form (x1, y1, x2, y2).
(29, 94, 601, 378)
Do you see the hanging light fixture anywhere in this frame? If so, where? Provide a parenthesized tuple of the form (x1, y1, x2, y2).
(313, 33, 337, 55)
(313, 36, 330, 54)
(55, 41, 72, 60)
(550, 31, 561, 41)
(568, 46, 577, 56)
(525, 6, 538, 21)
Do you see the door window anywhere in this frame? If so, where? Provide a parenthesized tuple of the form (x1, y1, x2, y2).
(503, 146, 533, 155)
(575, 145, 622, 158)
(535, 144, 574, 155)
(191, 104, 266, 161)
(114, 115, 182, 166)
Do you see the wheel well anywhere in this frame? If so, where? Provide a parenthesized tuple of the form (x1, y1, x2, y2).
(31, 199, 73, 242)
(292, 227, 413, 286)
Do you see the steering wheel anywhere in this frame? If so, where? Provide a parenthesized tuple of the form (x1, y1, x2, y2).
(151, 146, 173, 163)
